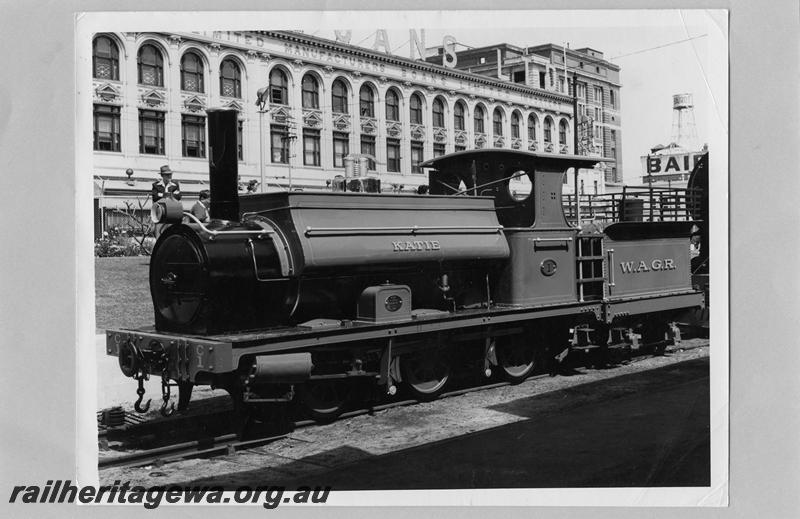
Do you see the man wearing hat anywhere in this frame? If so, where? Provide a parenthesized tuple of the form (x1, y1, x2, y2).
(151, 165, 182, 202)
(152, 165, 181, 238)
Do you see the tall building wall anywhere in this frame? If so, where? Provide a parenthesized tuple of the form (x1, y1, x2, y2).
(526, 45, 623, 185)
(441, 43, 624, 186)
(91, 30, 582, 210)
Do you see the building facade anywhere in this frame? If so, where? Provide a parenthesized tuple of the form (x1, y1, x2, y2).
(91, 30, 614, 232)
(428, 42, 622, 192)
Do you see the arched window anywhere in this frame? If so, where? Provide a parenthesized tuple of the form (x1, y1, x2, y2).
(474, 105, 485, 134)
(359, 84, 375, 117)
(137, 44, 163, 86)
(432, 98, 445, 128)
(559, 120, 568, 145)
(332, 79, 348, 114)
(454, 102, 465, 131)
(302, 74, 319, 109)
(527, 114, 537, 141)
(544, 117, 553, 143)
(410, 93, 423, 124)
(269, 68, 289, 105)
(493, 108, 504, 136)
(511, 112, 520, 139)
(181, 52, 204, 93)
(385, 89, 400, 122)
(93, 36, 119, 80)
(219, 59, 241, 98)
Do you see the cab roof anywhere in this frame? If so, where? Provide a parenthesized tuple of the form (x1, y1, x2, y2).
(421, 148, 610, 170)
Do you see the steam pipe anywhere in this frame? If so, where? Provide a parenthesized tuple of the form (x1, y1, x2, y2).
(182, 212, 274, 237)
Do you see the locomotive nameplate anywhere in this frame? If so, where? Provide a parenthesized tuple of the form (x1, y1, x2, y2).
(392, 240, 440, 252)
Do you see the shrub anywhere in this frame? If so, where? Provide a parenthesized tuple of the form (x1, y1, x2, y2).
(94, 227, 154, 257)
(95, 233, 125, 257)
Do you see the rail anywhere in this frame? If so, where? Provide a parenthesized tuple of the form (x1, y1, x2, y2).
(563, 186, 703, 226)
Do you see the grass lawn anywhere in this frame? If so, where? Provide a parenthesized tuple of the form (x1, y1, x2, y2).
(95, 257, 153, 333)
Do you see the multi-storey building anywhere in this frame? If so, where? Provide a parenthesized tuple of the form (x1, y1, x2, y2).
(91, 30, 609, 234)
(427, 42, 622, 192)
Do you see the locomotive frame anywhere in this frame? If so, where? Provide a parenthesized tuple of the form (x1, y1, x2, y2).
(106, 108, 705, 422)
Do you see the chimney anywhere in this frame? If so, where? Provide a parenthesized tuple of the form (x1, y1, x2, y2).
(207, 108, 240, 221)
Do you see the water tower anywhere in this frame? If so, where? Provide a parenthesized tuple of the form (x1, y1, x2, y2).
(670, 93, 699, 150)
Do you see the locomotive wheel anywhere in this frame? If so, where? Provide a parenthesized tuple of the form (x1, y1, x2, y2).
(402, 348, 451, 401)
(496, 335, 536, 384)
(300, 379, 351, 423)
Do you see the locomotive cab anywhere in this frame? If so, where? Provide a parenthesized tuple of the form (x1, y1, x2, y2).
(423, 150, 602, 307)
(424, 149, 600, 228)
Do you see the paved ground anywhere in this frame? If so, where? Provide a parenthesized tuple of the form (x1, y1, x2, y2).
(100, 343, 710, 490)
(290, 358, 709, 489)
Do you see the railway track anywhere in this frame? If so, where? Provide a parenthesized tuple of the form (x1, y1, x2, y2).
(98, 337, 708, 470)
(99, 378, 534, 470)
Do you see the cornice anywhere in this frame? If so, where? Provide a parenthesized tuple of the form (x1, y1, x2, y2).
(263, 31, 574, 104)
(163, 29, 578, 104)
(529, 43, 621, 71)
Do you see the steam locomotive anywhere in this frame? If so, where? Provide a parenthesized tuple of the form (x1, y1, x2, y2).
(107, 108, 705, 422)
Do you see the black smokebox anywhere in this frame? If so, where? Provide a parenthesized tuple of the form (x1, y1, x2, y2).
(207, 108, 240, 221)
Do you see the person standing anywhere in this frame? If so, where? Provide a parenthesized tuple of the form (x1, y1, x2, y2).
(151, 165, 182, 202)
(190, 190, 211, 223)
(152, 165, 182, 238)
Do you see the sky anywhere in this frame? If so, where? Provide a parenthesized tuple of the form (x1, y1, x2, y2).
(304, 10, 725, 184)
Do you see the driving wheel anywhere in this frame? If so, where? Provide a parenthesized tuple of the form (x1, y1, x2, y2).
(402, 348, 451, 401)
(300, 379, 351, 423)
(496, 335, 536, 384)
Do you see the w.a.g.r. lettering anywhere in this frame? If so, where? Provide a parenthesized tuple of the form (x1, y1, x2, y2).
(620, 258, 676, 274)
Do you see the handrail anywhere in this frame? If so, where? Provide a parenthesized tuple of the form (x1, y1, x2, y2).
(183, 212, 274, 237)
(533, 237, 573, 243)
(304, 225, 503, 237)
(607, 249, 616, 287)
(562, 187, 699, 225)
